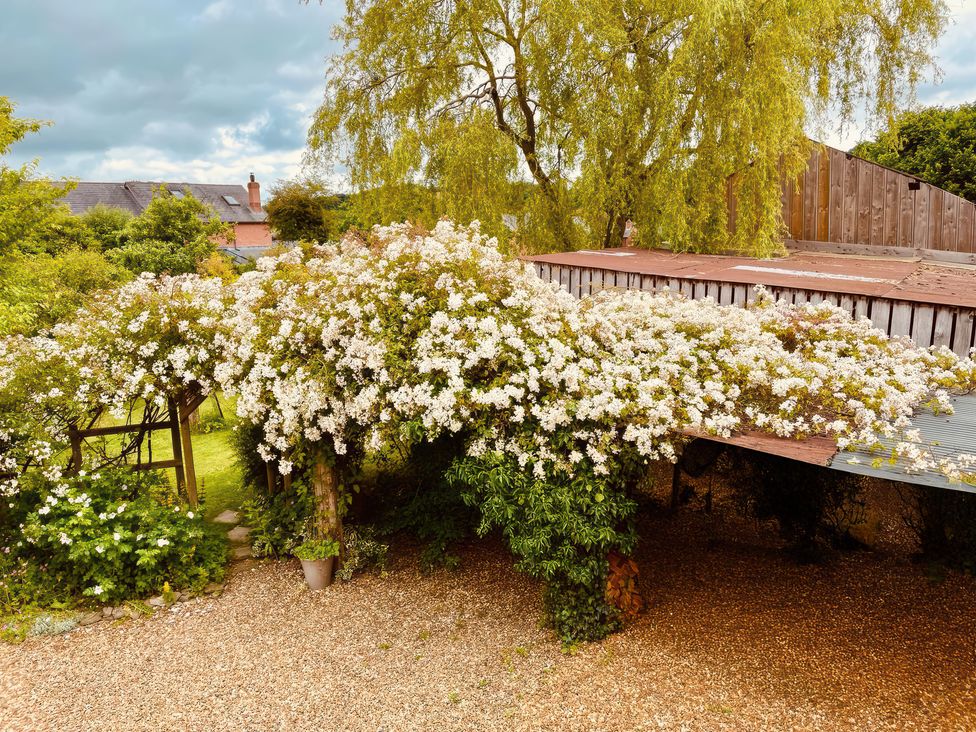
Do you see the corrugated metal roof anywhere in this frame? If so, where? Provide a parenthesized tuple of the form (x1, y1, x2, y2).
(525, 247, 976, 307)
(829, 392, 976, 494)
(687, 394, 976, 493)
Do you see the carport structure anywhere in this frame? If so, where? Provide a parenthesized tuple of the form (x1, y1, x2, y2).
(527, 246, 976, 493)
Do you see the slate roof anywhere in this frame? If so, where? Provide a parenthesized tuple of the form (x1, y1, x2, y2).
(64, 181, 266, 224)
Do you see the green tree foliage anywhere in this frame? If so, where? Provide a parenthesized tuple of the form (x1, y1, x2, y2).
(108, 187, 233, 275)
(0, 250, 131, 336)
(309, 0, 947, 255)
(265, 178, 341, 242)
(0, 97, 74, 256)
(80, 204, 133, 250)
(852, 103, 976, 203)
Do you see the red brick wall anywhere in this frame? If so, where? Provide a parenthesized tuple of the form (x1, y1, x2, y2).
(233, 222, 273, 247)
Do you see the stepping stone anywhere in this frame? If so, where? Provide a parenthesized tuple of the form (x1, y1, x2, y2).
(78, 611, 103, 627)
(212, 510, 240, 525)
(232, 545, 252, 560)
(227, 525, 251, 544)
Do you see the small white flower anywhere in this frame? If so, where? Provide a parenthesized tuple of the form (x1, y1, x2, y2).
(92, 585, 103, 596)
(95, 545, 105, 554)
(186, 511, 194, 519)
(156, 538, 170, 547)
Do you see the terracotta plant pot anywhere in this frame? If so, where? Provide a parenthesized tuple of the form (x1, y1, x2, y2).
(300, 557, 336, 590)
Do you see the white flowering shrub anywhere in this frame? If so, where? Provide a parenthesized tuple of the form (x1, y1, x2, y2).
(15, 469, 226, 603)
(212, 221, 976, 641)
(0, 276, 230, 607)
(0, 273, 228, 496)
(2, 219, 974, 637)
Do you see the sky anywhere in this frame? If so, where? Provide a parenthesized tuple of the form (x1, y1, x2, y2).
(1, 0, 342, 189)
(2, 0, 976, 191)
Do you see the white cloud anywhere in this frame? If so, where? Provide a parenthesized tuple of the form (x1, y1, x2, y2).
(198, 0, 233, 22)
(89, 145, 304, 187)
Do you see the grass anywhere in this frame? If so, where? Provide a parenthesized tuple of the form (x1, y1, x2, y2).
(94, 394, 249, 520)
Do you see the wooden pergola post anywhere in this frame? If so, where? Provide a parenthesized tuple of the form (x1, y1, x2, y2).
(176, 397, 198, 507)
(167, 397, 188, 500)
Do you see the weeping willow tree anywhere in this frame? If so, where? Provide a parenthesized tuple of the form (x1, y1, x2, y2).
(309, 0, 947, 255)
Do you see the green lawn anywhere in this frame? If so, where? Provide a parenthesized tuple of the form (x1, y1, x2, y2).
(96, 395, 250, 520)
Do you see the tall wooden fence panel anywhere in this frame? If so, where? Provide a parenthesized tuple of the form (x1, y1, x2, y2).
(732, 144, 976, 254)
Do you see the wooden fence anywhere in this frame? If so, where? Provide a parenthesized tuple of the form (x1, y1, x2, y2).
(728, 144, 976, 255)
(534, 262, 976, 359)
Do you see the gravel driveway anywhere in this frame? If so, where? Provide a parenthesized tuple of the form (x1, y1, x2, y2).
(2, 512, 975, 732)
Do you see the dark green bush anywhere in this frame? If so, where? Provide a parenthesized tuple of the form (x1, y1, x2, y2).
(449, 452, 638, 644)
(375, 435, 477, 570)
(240, 483, 314, 558)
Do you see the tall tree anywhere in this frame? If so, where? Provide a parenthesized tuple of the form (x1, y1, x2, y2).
(265, 178, 340, 243)
(852, 103, 976, 204)
(108, 187, 233, 275)
(0, 97, 73, 256)
(309, 0, 947, 255)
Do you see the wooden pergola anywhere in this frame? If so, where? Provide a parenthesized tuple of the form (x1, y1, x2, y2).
(66, 385, 209, 506)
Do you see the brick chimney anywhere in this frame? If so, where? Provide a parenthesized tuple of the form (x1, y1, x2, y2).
(247, 173, 261, 212)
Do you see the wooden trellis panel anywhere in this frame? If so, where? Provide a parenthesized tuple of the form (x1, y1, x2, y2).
(66, 387, 208, 506)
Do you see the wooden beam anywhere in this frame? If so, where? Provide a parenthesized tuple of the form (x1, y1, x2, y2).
(785, 238, 976, 266)
(72, 421, 174, 438)
(167, 397, 188, 499)
(131, 459, 182, 471)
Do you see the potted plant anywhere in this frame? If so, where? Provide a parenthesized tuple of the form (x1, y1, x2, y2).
(294, 537, 340, 590)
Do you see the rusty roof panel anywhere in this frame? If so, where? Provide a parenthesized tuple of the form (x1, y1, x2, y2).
(526, 248, 976, 308)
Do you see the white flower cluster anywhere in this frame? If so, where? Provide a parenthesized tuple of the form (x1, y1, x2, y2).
(2, 220, 974, 495)
(214, 221, 976, 485)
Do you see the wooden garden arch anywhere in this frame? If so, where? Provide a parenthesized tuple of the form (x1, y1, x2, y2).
(66, 385, 209, 507)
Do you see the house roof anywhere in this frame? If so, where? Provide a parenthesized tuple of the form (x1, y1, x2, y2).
(64, 181, 267, 224)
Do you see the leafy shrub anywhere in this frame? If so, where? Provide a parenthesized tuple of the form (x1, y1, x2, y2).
(0, 250, 131, 336)
(902, 485, 976, 573)
(375, 435, 476, 571)
(721, 449, 866, 561)
(450, 453, 639, 644)
(335, 525, 388, 581)
(10, 469, 226, 603)
(294, 537, 340, 560)
(234, 422, 314, 558)
(240, 486, 314, 559)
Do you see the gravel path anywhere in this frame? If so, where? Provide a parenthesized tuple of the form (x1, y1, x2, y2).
(2, 511, 975, 732)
